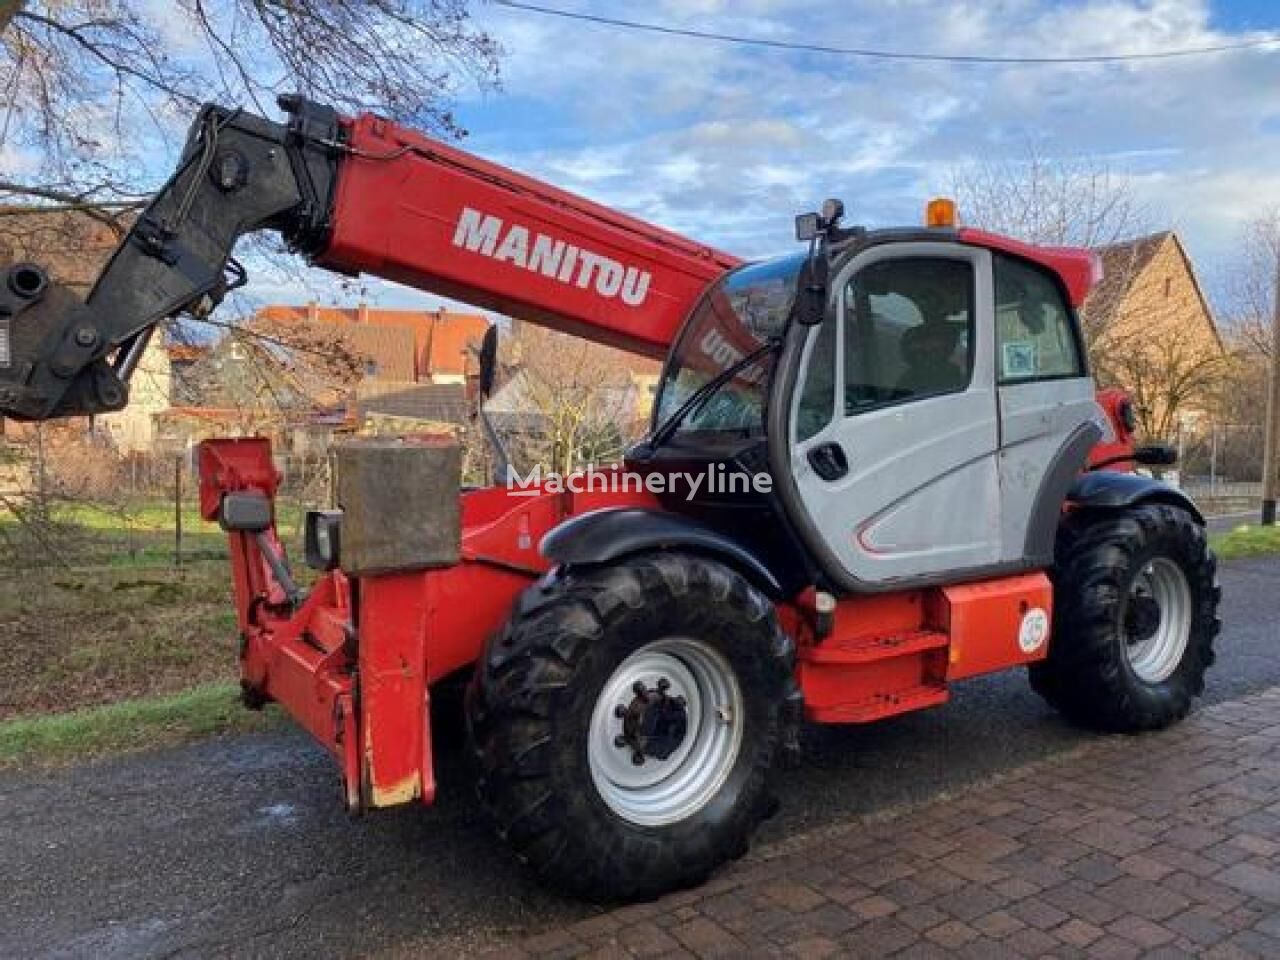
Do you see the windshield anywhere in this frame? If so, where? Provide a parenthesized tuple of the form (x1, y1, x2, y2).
(653, 252, 805, 435)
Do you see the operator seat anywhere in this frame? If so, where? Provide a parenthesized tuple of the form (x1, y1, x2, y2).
(896, 322, 966, 397)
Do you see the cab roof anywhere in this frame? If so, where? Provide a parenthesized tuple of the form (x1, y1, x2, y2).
(957, 227, 1097, 308)
(823, 224, 1099, 309)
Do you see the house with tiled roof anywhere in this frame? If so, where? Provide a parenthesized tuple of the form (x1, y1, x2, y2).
(257, 303, 489, 384)
(155, 327, 356, 455)
(239, 301, 492, 439)
(341, 324, 418, 382)
(1081, 231, 1223, 441)
(353, 381, 470, 435)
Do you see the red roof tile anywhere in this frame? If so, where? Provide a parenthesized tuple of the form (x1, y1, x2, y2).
(256, 304, 489, 380)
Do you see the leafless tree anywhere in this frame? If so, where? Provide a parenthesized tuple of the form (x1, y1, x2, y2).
(0, 1, 500, 227)
(178, 312, 363, 421)
(1093, 316, 1225, 442)
(1218, 209, 1280, 358)
(950, 142, 1149, 248)
(497, 325, 650, 475)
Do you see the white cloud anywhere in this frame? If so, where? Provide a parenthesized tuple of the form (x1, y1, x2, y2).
(454, 0, 1280, 262)
(244, 0, 1280, 309)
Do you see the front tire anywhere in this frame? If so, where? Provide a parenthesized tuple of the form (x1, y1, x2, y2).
(1031, 503, 1220, 732)
(467, 552, 797, 902)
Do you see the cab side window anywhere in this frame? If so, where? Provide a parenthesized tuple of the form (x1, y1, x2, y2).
(994, 255, 1085, 383)
(843, 258, 974, 415)
(795, 314, 836, 442)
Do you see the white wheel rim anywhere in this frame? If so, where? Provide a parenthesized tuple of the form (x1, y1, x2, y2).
(587, 637, 744, 827)
(1125, 557, 1192, 683)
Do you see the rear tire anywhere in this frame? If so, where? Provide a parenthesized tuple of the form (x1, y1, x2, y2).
(1031, 503, 1220, 732)
(467, 552, 798, 902)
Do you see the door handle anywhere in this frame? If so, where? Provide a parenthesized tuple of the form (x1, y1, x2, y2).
(807, 442, 848, 481)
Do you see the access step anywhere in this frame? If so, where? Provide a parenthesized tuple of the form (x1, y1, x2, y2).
(800, 629, 949, 665)
(805, 682, 949, 724)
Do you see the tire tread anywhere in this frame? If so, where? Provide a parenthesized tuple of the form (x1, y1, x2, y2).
(1031, 503, 1220, 732)
(467, 552, 798, 901)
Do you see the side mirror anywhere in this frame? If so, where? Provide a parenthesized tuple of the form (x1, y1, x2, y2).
(1133, 443, 1178, 467)
(478, 324, 498, 399)
(795, 253, 829, 326)
(304, 509, 343, 571)
(219, 492, 272, 533)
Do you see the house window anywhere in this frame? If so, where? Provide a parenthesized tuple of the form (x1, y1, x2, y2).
(365, 359, 379, 377)
(1164, 277, 1172, 298)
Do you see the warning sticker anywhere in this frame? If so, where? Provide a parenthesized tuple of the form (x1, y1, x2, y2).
(1018, 607, 1050, 654)
(0, 318, 9, 367)
(1002, 341, 1037, 379)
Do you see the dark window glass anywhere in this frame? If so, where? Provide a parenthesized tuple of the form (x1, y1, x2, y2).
(994, 255, 1084, 383)
(842, 258, 974, 415)
(795, 314, 836, 441)
(653, 253, 803, 435)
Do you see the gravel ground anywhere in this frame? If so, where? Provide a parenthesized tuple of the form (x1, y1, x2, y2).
(1, 554, 1276, 959)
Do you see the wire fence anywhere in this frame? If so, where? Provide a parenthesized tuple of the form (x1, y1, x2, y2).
(1178, 422, 1264, 489)
(0, 431, 329, 576)
(2, 413, 1270, 576)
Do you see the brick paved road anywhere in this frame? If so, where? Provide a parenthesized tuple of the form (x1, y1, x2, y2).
(493, 688, 1280, 959)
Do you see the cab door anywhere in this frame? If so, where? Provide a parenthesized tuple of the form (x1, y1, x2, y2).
(991, 254, 1100, 566)
(786, 243, 1001, 586)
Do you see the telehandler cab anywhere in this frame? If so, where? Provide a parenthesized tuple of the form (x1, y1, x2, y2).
(0, 97, 1219, 901)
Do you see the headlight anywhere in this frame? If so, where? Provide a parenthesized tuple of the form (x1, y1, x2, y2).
(305, 510, 343, 572)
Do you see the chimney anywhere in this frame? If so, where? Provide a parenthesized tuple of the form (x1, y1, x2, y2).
(358, 302, 370, 325)
(307, 300, 319, 324)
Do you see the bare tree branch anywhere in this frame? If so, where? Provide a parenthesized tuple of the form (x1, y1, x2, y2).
(0, 2, 499, 208)
(0, 2, 26, 36)
(1218, 209, 1280, 359)
(950, 142, 1149, 248)
(0, 177, 140, 231)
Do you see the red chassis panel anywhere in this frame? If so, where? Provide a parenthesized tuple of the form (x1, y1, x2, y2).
(1088, 386, 1139, 471)
(199, 439, 658, 810)
(200, 441, 1066, 813)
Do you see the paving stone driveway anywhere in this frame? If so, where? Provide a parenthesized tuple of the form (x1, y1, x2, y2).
(491, 688, 1280, 959)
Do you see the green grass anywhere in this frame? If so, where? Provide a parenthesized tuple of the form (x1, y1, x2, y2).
(48, 500, 304, 535)
(0, 682, 284, 769)
(1211, 523, 1280, 561)
(0, 497, 307, 569)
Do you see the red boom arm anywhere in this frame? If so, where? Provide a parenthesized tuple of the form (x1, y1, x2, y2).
(318, 114, 743, 358)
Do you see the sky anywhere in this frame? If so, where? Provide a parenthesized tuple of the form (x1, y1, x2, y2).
(160, 1, 1280, 317)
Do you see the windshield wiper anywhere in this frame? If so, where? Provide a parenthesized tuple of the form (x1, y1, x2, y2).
(645, 339, 780, 453)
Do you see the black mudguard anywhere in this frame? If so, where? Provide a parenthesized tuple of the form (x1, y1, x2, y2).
(1066, 471, 1205, 524)
(540, 507, 784, 598)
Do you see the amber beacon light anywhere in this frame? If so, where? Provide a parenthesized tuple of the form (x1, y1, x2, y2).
(926, 197, 958, 228)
